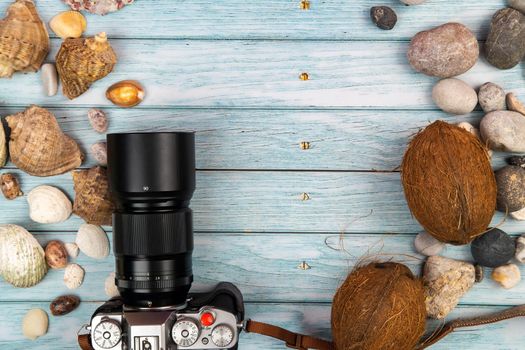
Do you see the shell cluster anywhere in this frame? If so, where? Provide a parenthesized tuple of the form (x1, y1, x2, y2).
(0, 0, 49, 78)
(27, 185, 72, 224)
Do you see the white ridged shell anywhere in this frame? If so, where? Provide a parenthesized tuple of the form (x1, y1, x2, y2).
(75, 224, 109, 259)
(64, 242, 79, 258)
(63, 263, 84, 289)
(27, 185, 72, 223)
(0, 224, 47, 287)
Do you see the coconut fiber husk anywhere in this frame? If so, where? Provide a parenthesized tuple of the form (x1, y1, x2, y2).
(401, 121, 496, 245)
(331, 262, 426, 350)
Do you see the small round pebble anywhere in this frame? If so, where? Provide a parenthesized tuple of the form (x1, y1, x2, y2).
(474, 265, 484, 283)
(414, 231, 445, 256)
(370, 6, 397, 30)
(471, 228, 515, 268)
(90, 141, 107, 166)
(492, 264, 521, 289)
(478, 82, 506, 113)
(516, 235, 525, 263)
(495, 165, 525, 212)
(87, 108, 108, 133)
(432, 78, 477, 115)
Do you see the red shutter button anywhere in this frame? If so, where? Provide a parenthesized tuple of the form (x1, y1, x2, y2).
(200, 312, 215, 327)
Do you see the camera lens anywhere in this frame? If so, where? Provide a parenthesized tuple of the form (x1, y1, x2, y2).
(107, 132, 195, 307)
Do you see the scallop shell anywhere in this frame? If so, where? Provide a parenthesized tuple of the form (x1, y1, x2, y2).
(6, 105, 84, 176)
(75, 224, 109, 259)
(63, 0, 134, 16)
(56, 32, 117, 99)
(0, 122, 7, 167)
(0, 224, 47, 287)
(72, 166, 114, 226)
(63, 263, 84, 289)
(49, 10, 86, 39)
(28, 185, 72, 224)
(0, 0, 50, 78)
(22, 308, 48, 340)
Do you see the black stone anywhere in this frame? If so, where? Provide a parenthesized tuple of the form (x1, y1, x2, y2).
(485, 8, 525, 69)
(471, 228, 515, 268)
(370, 6, 397, 30)
(507, 155, 525, 167)
(495, 165, 525, 212)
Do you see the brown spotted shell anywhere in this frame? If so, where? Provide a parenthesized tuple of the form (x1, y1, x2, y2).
(56, 32, 117, 99)
(6, 106, 84, 177)
(72, 166, 114, 226)
(0, 0, 49, 78)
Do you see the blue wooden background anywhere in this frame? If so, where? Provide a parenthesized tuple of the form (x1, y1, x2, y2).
(0, 0, 524, 349)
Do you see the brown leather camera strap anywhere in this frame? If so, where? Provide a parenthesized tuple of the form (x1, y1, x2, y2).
(244, 320, 335, 350)
(78, 333, 94, 350)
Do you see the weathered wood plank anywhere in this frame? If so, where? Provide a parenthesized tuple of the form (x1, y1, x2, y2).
(2, 232, 524, 305)
(1, 40, 522, 109)
(0, 0, 502, 40)
(1, 170, 521, 234)
(1, 107, 508, 171)
(0, 302, 522, 349)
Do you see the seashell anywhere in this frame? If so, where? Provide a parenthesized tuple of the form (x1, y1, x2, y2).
(0, 224, 47, 287)
(0, 122, 6, 167)
(105, 272, 119, 297)
(56, 32, 117, 99)
(27, 185, 72, 224)
(22, 308, 48, 340)
(106, 80, 145, 107)
(63, 263, 84, 289)
(63, 0, 134, 16)
(75, 224, 109, 259)
(0, 0, 49, 78)
(87, 108, 108, 133)
(50, 295, 80, 316)
(64, 242, 79, 258)
(72, 166, 114, 226)
(90, 141, 107, 166)
(6, 106, 84, 176)
(40, 63, 58, 97)
(44, 240, 68, 269)
(49, 11, 86, 39)
(1, 173, 23, 200)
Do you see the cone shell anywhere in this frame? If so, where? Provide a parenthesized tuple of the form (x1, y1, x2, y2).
(56, 32, 117, 99)
(331, 262, 426, 350)
(402, 121, 496, 245)
(6, 106, 84, 176)
(0, 0, 49, 78)
(0, 224, 47, 287)
(72, 166, 114, 226)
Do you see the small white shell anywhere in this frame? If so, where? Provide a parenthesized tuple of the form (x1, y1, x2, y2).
(27, 185, 72, 224)
(64, 242, 79, 258)
(75, 224, 109, 259)
(22, 308, 48, 340)
(63, 263, 84, 289)
(104, 272, 119, 297)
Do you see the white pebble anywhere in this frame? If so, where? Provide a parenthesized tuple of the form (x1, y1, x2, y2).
(64, 242, 79, 258)
(64, 263, 84, 289)
(105, 272, 120, 298)
(511, 207, 525, 221)
(492, 264, 521, 289)
(516, 235, 525, 263)
(40, 63, 58, 97)
(432, 78, 478, 115)
(22, 308, 48, 340)
(414, 231, 445, 256)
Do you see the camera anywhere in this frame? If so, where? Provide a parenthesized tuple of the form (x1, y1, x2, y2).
(85, 132, 244, 350)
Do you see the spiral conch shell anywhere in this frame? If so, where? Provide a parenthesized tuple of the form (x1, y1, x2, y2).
(72, 166, 114, 226)
(27, 185, 72, 224)
(0, 224, 47, 287)
(56, 32, 117, 99)
(0, 0, 49, 78)
(6, 105, 84, 176)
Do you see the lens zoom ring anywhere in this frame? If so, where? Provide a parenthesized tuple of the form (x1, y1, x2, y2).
(118, 277, 193, 290)
(114, 210, 193, 256)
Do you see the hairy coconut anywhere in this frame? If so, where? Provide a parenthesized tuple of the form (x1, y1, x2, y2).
(401, 121, 496, 245)
(331, 262, 426, 350)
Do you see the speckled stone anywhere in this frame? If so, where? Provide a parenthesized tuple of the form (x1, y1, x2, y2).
(432, 78, 477, 115)
(407, 23, 479, 78)
(485, 8, 525, 69)
(495, 165, 525, 212)
(480, 111, 525, 152)
(471, 228, 515, 267)
(370, 6, 397, 30)
(492, 264, 521, 289)
(478, 82, 506, 112)
(414, 231, 445, 256)
(515, 235, 525, 263)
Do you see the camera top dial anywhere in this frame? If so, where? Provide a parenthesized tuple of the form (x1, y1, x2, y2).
(211, 325, 234, 347)
(172, 319, 200, 347)
(93, 318, 122, 349)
